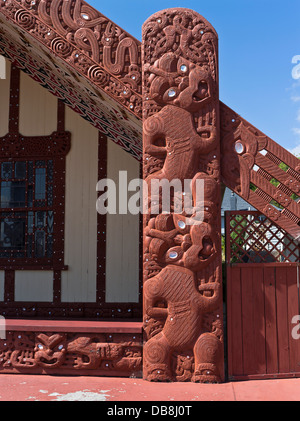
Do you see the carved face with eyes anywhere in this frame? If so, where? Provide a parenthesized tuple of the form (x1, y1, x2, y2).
(34, 333, 66, 368)
(146, 53, 213, 111)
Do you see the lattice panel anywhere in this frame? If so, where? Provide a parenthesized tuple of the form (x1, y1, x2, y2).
(226, 211, 300, 264)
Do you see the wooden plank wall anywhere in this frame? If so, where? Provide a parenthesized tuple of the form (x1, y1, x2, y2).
(0, 56, 9, 135)
(105, 140, 140, 303)
(0, 55, 6, 80)
(227, 264, 300, 380)
(15, 70, 58, 302)
(0, 57, 141, 307)
(0, 56, 9, 299)
(19, 69, 58, 135)
(61, 105, 99, 303)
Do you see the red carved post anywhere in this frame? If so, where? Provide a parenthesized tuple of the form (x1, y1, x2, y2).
(142, 8, 224, 382)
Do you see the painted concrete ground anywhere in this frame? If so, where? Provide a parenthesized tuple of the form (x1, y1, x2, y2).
(0, 374, 299, 401)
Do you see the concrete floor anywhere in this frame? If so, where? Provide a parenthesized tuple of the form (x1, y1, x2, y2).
(0, 374, 300, 401)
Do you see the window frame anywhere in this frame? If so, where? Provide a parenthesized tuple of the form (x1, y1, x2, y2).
(0, 65, 71, 271)
(0, 157, 67, 269)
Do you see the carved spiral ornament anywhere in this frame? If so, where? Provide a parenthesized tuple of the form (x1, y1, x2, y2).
(51, 37, 73, 58)
(0, 0, 142, 117)
(15, 9, 36, 29)
(87, 64, 109, 85)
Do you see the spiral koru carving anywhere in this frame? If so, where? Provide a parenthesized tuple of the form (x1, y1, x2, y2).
(0, 0, 142, 116)
(142, 8, 224, 383)
(15, 9, 36, 30)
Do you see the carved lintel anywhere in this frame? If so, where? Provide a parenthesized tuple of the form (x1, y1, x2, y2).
(0, 331, 142, 376)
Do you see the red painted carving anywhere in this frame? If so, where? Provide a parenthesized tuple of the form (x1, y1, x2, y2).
(142, 8, 224, 383)
(0, 1, 298, 381)
(220, 102, 300, 240)
(1, 0, 299, 205)
(0, 0, 142, 118)
(34, 333, 67, 368)
(0, 330, 142, 376)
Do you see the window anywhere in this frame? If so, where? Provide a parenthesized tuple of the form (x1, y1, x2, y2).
(0, 159, 55, 261)
(0, 65, 71, 270)
(0, 160, 54, 259)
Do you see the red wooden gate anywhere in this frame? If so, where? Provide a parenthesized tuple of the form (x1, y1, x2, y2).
(226, 211, 300, 380)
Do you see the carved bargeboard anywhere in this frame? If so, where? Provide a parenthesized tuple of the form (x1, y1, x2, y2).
(220, 102, 300, 240)
(142, 8, 224, 383)
(0, 0, 142, 118)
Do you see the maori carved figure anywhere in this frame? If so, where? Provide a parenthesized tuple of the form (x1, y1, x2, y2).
(142, 9, 224, 383)
(0, 333, 66, 369)
(0, 332, 142, 375)
(9, 334, 37, 369)
(67, 336, 142, 372)
(143, 53, 217, 183)
(221, 117, 267, 200)
(34, 334, 67, 368)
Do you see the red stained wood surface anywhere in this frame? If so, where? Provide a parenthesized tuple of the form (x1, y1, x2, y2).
(227, 211, 300, 380)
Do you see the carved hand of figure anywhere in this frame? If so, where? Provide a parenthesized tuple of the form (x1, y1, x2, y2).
(146, 227, 178, 247)
(197, 282, 221, 311)
(198, 282, 220, 296)
(143, 114, 166, 158)
(196, 125, 218, 153)
(147, 306, 168, 320)
(144, 266, 169, 323)
(182, 243, 216, 271)
(144, 141, 167, 158)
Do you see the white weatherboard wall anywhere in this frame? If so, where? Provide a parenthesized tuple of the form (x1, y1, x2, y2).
(19, 69, 58, 136)
(0, 58, 10, 136)
(0, 58, 141, 306)
(61, 106, 98, 302)
(0, 55, 6, 80)
(15, 70, 58, 302)
(0, 58, 10, 301)
(15, 271, 53, 302)
(105, 140, 140, 303)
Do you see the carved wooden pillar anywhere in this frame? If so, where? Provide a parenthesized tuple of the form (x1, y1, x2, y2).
(142, 8, 224, 382)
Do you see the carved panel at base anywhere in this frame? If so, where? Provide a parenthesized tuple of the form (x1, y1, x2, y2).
(0, 330, 142, 377)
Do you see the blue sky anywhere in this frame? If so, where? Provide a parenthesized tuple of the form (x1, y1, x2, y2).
(88, 0, 300, 156)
